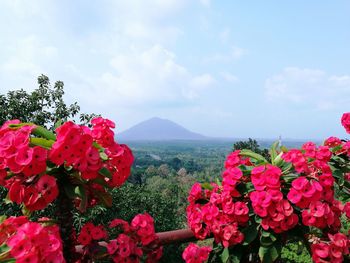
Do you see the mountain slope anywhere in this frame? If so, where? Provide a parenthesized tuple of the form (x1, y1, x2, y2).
(117, 117, 207, 141)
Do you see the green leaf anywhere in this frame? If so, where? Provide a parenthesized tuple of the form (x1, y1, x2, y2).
(260, 236, 274, 247)
(92, 177, 109, 188)
(201, 182, 214, 190)
(331, 145, 343, 153)
(273, 152, 284, 167)
(230, 254, 241, 263)
(54, 119, 63, 130)
(240, 149, 268, 164)
(261, 230, 272, 238)
(260, 231, 277, 247)
(259, 245, 280, 263)
(269, 245, 280, 262)
(0, 215, 7, 224)
(21, 206, 32, 217)
(259, 246, 272, 263)
(282, 173, 298, 183)
(0, 244, 9, 254)
(270, 141, 279, 164)
(280, 146, 289, 153)
(64, 184, 78, 199)
(75, 185, 88, 212)
(221, 247, 229, 263)
(30, 137, 54, 149)
(242, 224, 258, 245)
(32, 126, 56, 140)
(99, 152, 109, 161)
(0, 248, 12, 261)
(99, 167, 112, 179)
(236, 182, 254, 194)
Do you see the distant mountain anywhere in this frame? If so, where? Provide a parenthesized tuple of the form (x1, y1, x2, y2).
(117, 117, 207, 141)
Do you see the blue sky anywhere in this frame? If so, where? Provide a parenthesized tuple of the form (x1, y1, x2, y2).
(0, 1, 349, 140)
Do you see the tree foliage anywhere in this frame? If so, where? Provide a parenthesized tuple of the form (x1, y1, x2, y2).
(0, 74, 96, 129)
(233, 138, 270, 161)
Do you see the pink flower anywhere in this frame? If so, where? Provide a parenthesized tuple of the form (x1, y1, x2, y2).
(131, 213, 157, 246)
(344, 202, 350, 218)
(312, 242, 330, 259)
(182, 243, 211, 263)
(1, 217, 65, 263)
(341, 112, 350, 133)
(324, 136, 342, 147)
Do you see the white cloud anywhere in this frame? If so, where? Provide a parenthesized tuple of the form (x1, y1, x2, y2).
(0, 0, 234, 133)
(265, 67, 350, 110)
(219, 27, 231, 43)
(203, 45, 247, 63)
(185, 73, 215, 99)
(0, 35, 59, 92)
(199, 0, 211, 8)
(73, 45, 215, 106)
(220, 72, 239, 83)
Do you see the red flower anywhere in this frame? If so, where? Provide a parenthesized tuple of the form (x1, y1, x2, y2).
(182, 243, 211, 263)
(341, 112, 350, 133)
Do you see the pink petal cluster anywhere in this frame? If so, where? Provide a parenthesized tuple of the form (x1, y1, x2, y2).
(6, 174, 58, 211)
(77, 213, 162, 263)
(311, 233, 350, 263)
(91, 117, 134, 187)
(341, 112, 350, 134)
(77, 222, 107, 246)
(0, 121, 47, 176)
(187, 180, 248, 247)
(0, 216, 65, 262)
(50, 121, 102, 180)
(283, 142, 346, 232)
(182, 243, 212, 263)
(250, 165, 298, 233)
(224, 150, 252, 168)
(0, 122, 56, 211)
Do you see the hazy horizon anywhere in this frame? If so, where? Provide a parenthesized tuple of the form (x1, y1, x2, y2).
(0, 1, 349, 140)
(117, 116, 324, 142)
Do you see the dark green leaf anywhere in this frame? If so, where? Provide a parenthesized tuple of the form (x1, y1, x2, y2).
(64, 184, 78, 199)
(94, 190, 113, 207)
(242, 223, 258, 245)
(99, 167, 112, 179)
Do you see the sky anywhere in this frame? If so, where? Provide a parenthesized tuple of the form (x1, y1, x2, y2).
(0, 0, 349, 140)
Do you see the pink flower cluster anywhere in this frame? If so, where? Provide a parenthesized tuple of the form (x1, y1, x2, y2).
(0, 216, 65, 262)
(49, 117, 133, 185)
(185, 112, 350, 262)
(0, 121, 58, 211)
(187, 175, 248, 247)
(77, 213, 162, 263)
(0, 120, 47, 176)
(250, 165, 298, 233)
(283, 142, 347, 232)
(7, 174, 58, 211)
(311, 233, 349, 263)
(224, 150, 252, 169)
(341, 112, 350, 134)
(0, 117, 134, 211)
(77, 222, 107, 245)
(187, 151, 256, 247)
(50, 121, 102, 180)
(182, 243, 211, 263)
